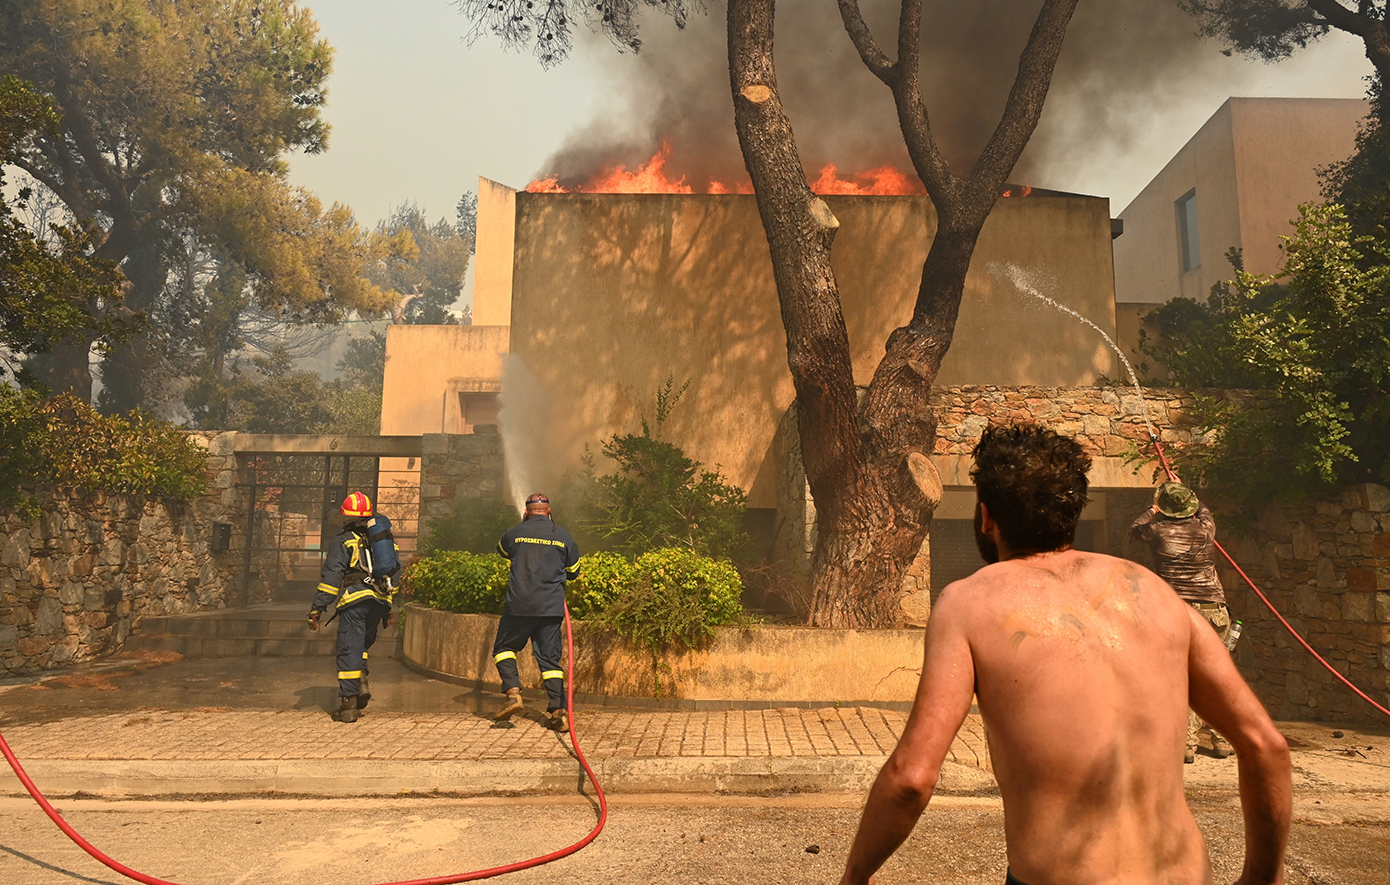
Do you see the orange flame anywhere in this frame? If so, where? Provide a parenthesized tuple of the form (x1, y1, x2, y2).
(525, 175, 566, 194)
(525, 146, 931, 196)
(810, 164, 925, 196)
(1001, 185, 1034, 198)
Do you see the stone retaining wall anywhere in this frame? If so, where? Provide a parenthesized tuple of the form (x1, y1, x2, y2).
(418, 428, 507, 548)
(0, 434, 243, 676)
(1208, 485, 1390, 725)
(931, 385, 1204, 458)
(403, 605, 925, 706)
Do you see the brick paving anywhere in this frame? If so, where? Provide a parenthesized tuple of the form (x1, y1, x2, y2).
(0, 707, 991, 771)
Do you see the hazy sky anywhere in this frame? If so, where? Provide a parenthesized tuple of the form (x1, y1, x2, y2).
(288, 1, 1372, 227)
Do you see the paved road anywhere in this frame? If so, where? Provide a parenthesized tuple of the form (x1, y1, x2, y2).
(1, 792, 1388, 885)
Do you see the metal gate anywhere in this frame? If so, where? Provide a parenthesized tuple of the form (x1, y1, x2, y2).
(235, 436, 423, 605)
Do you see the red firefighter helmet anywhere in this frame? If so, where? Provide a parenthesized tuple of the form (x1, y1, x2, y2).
(341, 491, 373, 518)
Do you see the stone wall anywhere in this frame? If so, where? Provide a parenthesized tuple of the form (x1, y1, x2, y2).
(930, 385, 1203, 459)
(773, 385, 1193, 623)
(0, 432, 243, 676)
(417, 427, 507, 548)
(1207, 485, 1390, 725)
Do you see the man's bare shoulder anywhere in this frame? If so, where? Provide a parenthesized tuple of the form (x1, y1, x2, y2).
(935, 551, 1183, 629)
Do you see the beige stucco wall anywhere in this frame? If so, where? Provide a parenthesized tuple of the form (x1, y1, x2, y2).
(380, 325, 509, 435)
(1232, 98, 1366, 277)
(1115, 97, 1366, 308)
(472, 178, 517, 328)
(505, 192, 1118, 508)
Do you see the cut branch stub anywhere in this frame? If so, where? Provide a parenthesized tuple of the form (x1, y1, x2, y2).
(906, 451, 943, 511)
(906, 359, 930, 379)
(808, 197, 840, 230)
(739, 84, 773, 104)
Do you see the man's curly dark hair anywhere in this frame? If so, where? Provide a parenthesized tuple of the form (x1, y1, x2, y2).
(972, 423, 1091, 552)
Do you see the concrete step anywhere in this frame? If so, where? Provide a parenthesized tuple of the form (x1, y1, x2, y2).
(126, 603, 399, 658)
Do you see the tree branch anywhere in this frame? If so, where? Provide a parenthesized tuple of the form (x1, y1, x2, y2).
(50, 72, 138, 254)
(1307, 0, 1374, 36)
(967, 0, 1081, 202)
(836, 0, 896, 85)
(1307, 0, 1390, 80)
(887, 0, 957, 201)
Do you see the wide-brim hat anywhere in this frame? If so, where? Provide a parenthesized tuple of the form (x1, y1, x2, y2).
(1153, 481, 1199, 519)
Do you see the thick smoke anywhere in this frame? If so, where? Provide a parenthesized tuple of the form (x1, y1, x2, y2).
(537, 0, 1253, 191)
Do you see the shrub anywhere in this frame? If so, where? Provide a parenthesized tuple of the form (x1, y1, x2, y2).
(598, 547, 745, 654)
(422, 496, 519, 554)
(567, 551, 635, 620)
(0, 389, 208, 514)
(403, 551, 508, 614)
(566, 378, 750, 560)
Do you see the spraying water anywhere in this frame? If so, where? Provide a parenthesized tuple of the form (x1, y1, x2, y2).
(498, 354, 557, 515)
(988, 261, 1157, 441)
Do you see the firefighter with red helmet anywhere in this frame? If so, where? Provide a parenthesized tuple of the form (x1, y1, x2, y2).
(307, 491, 396, 723)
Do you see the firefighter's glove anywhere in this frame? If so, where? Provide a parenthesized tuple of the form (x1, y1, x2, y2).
(307, 610, 321, 631)
(382, 608, 397, 629)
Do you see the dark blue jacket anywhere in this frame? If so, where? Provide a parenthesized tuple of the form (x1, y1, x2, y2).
(497, 516, 580, 617)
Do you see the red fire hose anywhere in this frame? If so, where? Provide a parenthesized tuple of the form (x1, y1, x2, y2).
(0, 602, 607, 884)
(1149, 436, 1390, 720)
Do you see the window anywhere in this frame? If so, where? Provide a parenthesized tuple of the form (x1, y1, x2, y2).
(1176, 189, 1200, 272)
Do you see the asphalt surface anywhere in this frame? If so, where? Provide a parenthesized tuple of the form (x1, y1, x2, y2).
(2, 651, 1389, 883)
(0, 792, 1388, 885)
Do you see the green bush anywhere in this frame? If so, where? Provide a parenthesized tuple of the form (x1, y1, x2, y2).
(0, 389, 208, 513)
(598, 547, 745, 654)
(409, 547, 747, 651)
(567, 551, 635, 620)
(403, 551, 508, 614)
(422, 496, 518, 555)
(565, 378, 750, 560)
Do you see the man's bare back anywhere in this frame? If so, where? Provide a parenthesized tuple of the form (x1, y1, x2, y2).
(839, 424, 1290, 885)
(954, 549, 1208, 883)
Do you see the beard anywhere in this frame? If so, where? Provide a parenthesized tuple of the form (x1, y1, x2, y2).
(974, 503, 1000, 565)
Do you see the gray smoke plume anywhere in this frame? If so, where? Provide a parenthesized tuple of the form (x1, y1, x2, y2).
(536, 0, 1251, 191)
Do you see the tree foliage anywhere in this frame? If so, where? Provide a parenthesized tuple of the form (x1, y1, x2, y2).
(185, 338, 383, 435)
(370, 203, 473, 325)
(457, 0, 698, 68)
(1142, 203, 1390, 503)
(1179, 0, 1351, 65)
(0, 387, 208, 514)
(0, 76, 127, 381)
(0, 0, 412, 401)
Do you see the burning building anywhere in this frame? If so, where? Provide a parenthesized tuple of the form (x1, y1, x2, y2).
(381, 167, 1132, 599)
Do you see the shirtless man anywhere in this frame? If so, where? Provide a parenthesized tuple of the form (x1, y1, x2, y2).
(839, 424, 1291, 885)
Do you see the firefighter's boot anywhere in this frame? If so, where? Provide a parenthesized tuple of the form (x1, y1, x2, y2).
(357, 676, 371, 710)
(492, 687, 524, 721)
(333, 695, 360, 723)
(548, 708, 570, 734)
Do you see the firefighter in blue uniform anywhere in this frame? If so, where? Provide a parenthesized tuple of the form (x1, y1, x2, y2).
(307, 492, 395, 723)
(491, 493, 581, 732)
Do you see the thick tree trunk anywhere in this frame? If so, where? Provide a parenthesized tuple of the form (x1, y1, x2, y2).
(729, 0, 941, 627)
(41, 339, 96, 400)
(96, 237, 167, 414)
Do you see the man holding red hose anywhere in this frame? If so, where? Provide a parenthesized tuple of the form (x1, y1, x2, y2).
(491, 493, 581, 733)
(1130, 480, 1235, 763)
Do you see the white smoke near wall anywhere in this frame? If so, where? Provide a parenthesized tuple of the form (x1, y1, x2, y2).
(498, 353, 559, 515)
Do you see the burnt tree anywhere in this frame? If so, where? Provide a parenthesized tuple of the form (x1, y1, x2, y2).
(729, 0, 1079, 626)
